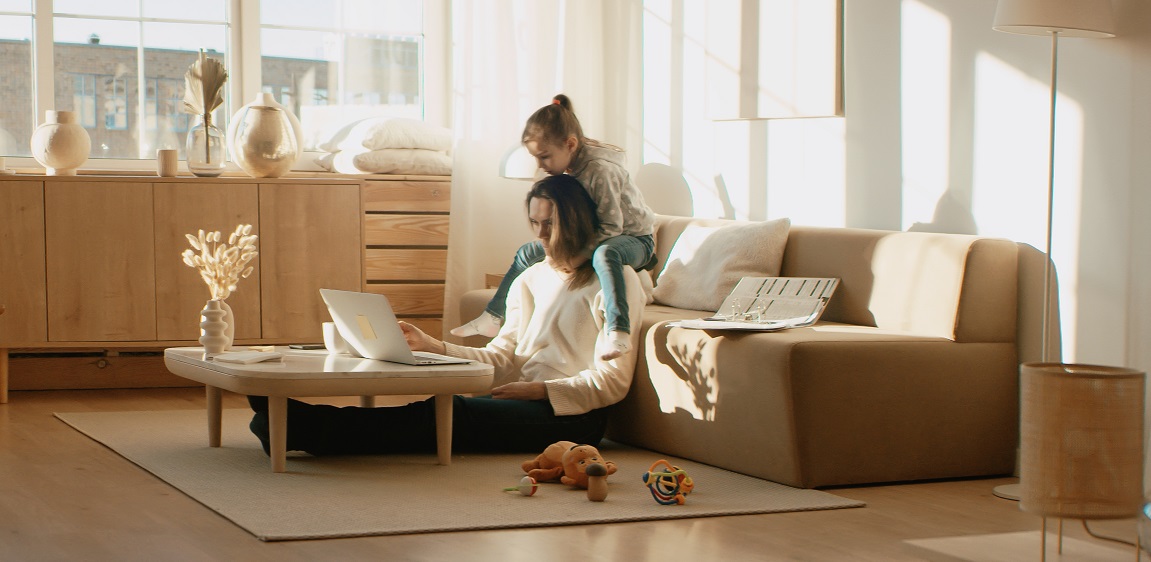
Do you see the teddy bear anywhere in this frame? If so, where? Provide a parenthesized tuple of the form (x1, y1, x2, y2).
(521, 440, 617, 489)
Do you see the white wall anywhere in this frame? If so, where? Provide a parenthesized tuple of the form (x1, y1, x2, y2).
(628, 0, 1144, 369)
(447, 0, 1151, 375)
(446, 0, 1151, 489)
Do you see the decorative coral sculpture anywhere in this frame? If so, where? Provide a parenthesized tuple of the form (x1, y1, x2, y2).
(181, 224, 258, 300)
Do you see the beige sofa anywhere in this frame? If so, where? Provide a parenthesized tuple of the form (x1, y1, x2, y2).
(459, 215, 1051, 489)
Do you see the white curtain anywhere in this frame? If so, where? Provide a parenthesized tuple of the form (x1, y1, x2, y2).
(444, 0, 642, 336)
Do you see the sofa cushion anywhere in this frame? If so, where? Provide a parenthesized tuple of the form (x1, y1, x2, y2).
(779, 226, 1008, 341)
(652, 217, 790, 311)
(607, 321, 1019, 488)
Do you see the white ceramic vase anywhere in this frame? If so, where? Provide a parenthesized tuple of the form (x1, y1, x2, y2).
(30, 110, 91, 176)
(220, 299, 234, 350)
(199, 299, 232, 354)
(229, 93, 302, 178)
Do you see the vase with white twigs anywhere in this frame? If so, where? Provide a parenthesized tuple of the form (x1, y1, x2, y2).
(182, 49, 228, 177)
(182, 224, 258, 352)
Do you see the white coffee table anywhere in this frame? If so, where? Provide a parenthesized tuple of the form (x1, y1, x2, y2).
(163, 347, 494, 472)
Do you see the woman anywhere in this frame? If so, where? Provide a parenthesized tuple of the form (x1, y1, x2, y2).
(247, 174, 645, 455)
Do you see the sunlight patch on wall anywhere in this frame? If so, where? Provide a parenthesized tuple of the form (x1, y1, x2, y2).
(972, 52, 1084, 361)
(641, 0, 847, 221)
(705, 0, 841, 120)
(900, 0, 952, 231)
(681, 0, 718, 216)
(766, 118, 846, 227)
(712, 120, 755, 220)
(643, 5, 673, 166)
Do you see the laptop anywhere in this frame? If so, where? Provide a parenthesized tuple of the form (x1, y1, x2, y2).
(319, 288, 472, 366)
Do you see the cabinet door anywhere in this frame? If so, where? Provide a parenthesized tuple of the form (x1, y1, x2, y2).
(0, 180, 47, 345)
(258, 183, 361, 340)
(45, 181, 156, 341)
(154, 183, 260, 341)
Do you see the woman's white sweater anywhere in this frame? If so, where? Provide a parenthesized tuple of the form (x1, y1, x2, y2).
(444, 262, 645, 415)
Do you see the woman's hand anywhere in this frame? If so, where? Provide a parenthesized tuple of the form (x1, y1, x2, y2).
(491, 381, 548, 401)
(398, 321, 446, 355)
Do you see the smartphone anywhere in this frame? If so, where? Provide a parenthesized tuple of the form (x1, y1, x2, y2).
(288, 343, 326, 350)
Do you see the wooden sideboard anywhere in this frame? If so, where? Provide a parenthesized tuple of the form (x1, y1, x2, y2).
(0, 173, 451, 400)
(361, 177, 451, 339)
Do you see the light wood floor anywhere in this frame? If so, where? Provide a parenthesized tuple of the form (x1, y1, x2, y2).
(0, 387, 1140, 561)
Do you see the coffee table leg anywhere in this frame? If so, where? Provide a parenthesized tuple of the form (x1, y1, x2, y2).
(205, 386, 222, 447)
(268, 396, 287, 473)
(434, 394, 452, 465)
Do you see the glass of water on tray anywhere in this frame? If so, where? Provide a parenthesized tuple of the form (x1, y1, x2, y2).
(728, 298, 744, 321)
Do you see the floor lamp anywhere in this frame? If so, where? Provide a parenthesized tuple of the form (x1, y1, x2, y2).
(499, 144, 539, 180)
(989, 0, 1116, 501)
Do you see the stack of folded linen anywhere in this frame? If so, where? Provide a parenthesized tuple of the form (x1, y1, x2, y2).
(315, 117, 452, 175)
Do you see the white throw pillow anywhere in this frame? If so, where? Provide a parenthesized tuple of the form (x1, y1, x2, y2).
(362, 118, 452, 152)
(652, 218, 791, 311)
(352, 148, 453, 175)
(317, 118, 453, 153)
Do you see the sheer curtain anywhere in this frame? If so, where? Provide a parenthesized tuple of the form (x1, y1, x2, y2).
(444, 0, 642, 336)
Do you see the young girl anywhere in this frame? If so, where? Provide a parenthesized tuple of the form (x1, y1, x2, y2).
(452, 94, 656, 361)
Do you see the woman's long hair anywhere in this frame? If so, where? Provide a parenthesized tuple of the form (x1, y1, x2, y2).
(526, 174, 599, 289)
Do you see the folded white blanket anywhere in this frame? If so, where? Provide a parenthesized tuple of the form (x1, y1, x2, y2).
(317, 148, 452, 176)
(318, 117, 452, 152)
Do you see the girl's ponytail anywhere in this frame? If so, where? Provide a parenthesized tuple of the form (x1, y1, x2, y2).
(552, 94, 574, 113)
(523, 93, 585, 146)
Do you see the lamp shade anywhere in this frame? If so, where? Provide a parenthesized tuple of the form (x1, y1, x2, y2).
(499, 144, 539, 180)
(1019, 362, 1144, 520)
(993, 0, 1116, 38)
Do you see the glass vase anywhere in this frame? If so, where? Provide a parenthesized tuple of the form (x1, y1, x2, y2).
(186, 115, 227, 177)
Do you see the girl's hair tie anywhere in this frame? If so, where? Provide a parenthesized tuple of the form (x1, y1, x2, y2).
(552, 99, 561, 105)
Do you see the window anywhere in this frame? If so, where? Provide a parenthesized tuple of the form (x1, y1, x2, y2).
(259, 0, 425, 150)
(103, 76, 128, 131)
(0, 8, 33, 156)
(49, 6, 226, 159)
(71, 73, 97, 128)
(145, 78, 189, 137)
(2, 1, 438, 163)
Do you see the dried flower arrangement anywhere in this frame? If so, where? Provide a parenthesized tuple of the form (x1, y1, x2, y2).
(181, 224, 258, 300)
(182, 49, 228, 164)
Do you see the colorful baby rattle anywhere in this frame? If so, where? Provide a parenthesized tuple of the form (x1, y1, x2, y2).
(642, 459, 694, 505)
(503, 475, 539, 496)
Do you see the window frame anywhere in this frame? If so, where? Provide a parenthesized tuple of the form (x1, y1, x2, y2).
(6, 0, 448, 171)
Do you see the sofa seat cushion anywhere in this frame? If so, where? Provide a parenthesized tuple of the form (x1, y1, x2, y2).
(639, 304, 713, 329)
(607, 321, 1019, 488)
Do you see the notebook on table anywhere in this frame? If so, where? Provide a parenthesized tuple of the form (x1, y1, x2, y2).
(319, 288, 472, 366)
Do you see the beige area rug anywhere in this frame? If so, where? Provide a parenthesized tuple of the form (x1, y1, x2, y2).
(56, 409, 864, 541)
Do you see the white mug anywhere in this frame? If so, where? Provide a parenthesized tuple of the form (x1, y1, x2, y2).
(156, 149, 178, 177)
(322, 322, 351, 354)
